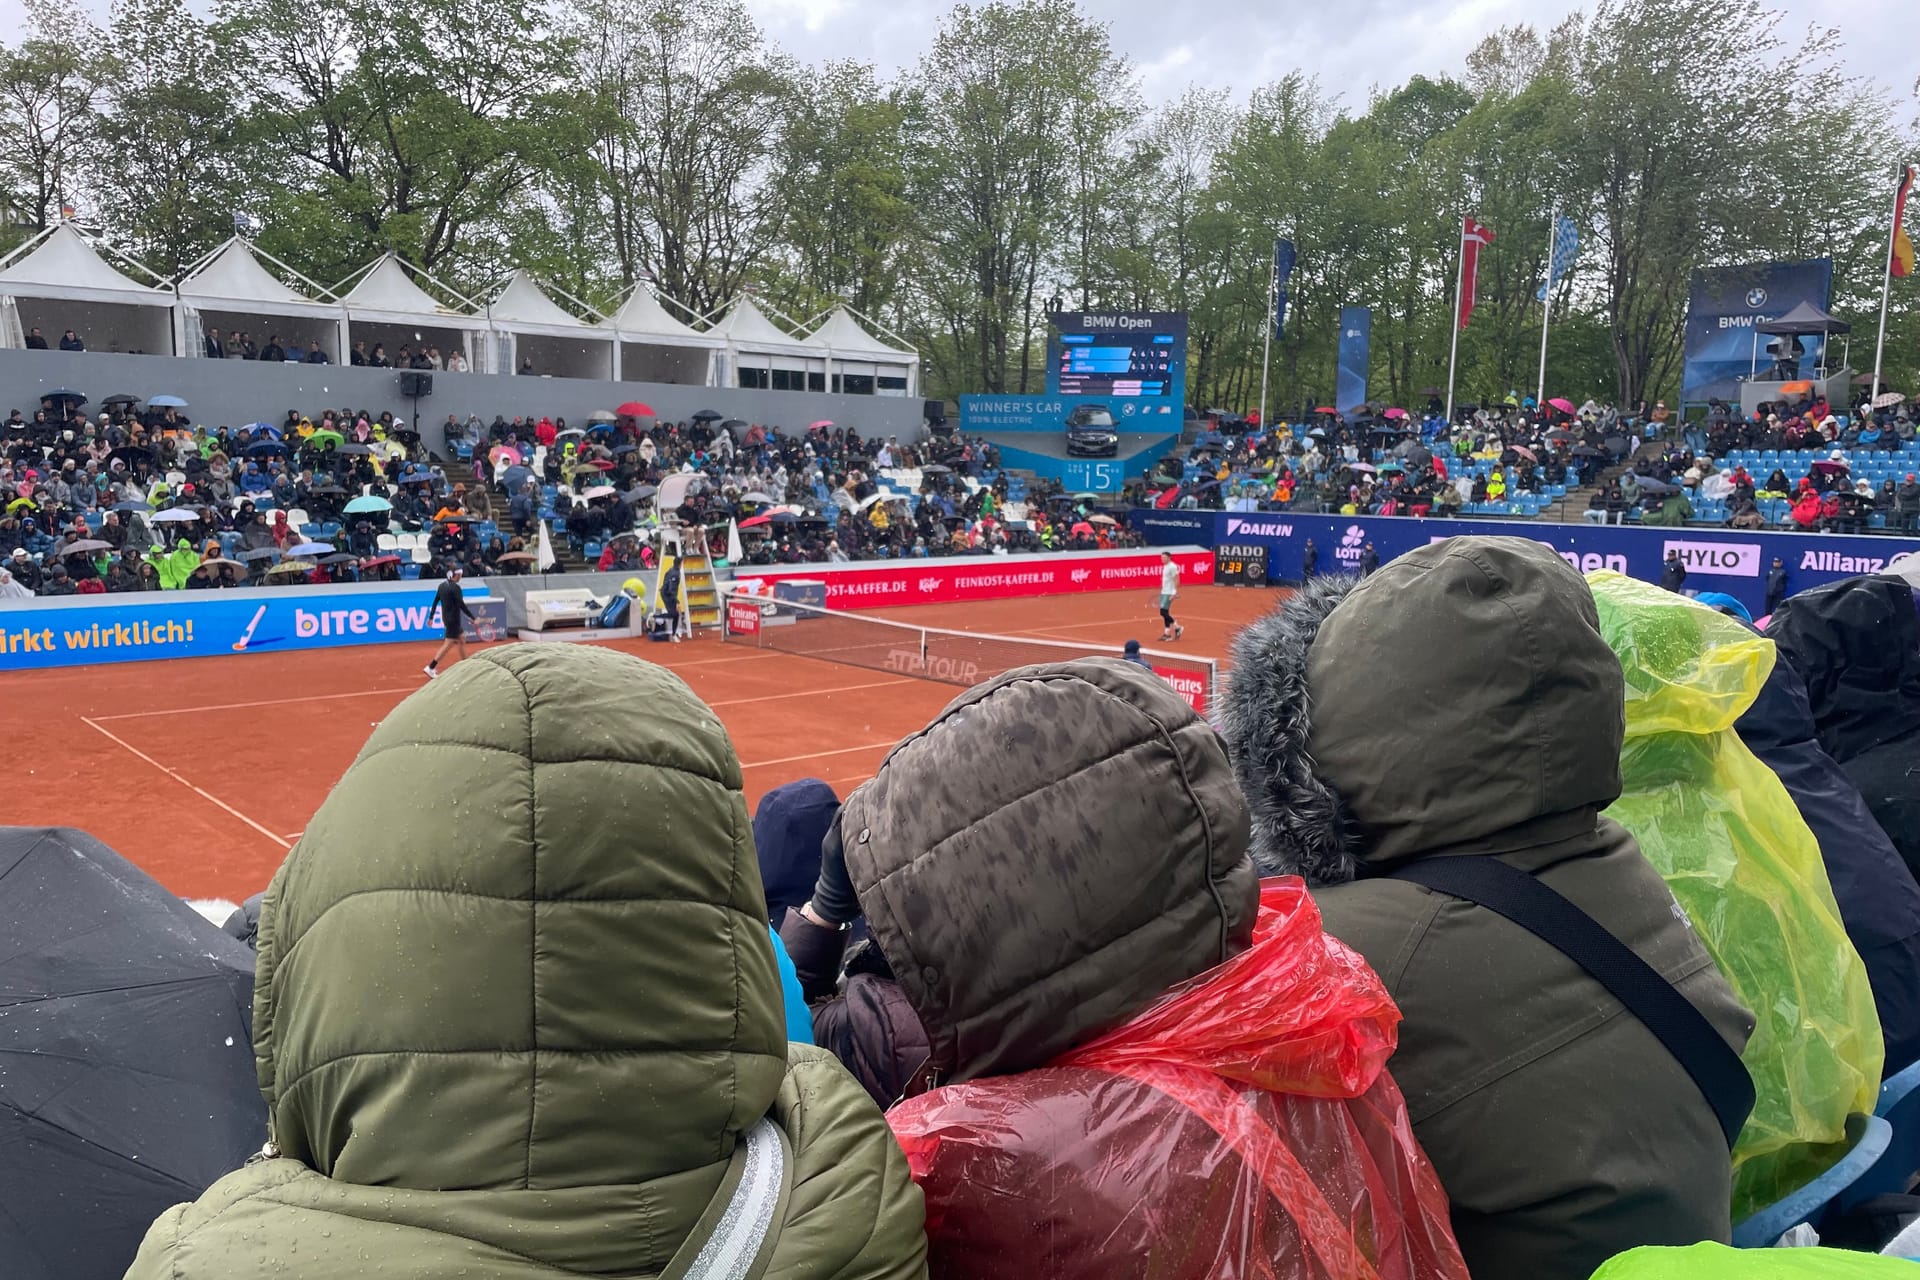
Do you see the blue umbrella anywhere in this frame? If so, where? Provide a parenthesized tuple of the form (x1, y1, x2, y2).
(288, 541, 334, 556)
(242, 423, 280, 437)
(342, 495, 391, 514)
(502, 464, 533, 492)
(147, 395, 188, 409)
(245, 442, 285, 457)
(586, 422, 616, 436)
(110, 500, 151, 513)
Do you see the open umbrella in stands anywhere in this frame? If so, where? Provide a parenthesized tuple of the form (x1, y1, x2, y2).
(615, 401, 654, 418)
(100, 393, 139, 407)
(0, 827, 263, 1280)
(147, 395, 188, 409)
(691, 408, 724, 422)
(41, 388, 86, 407)
(1872, 391, 1906, 410)
(60, 539, 113, 555)
(1511, 445, 1538, 462)
(1547, 397, 1577, 415)
(587, 410, 618, 423)
(149, 508, 201, 523)
(343, 494, 392, 514)
(582, 485, 616, 500)
(288, 541, 334, 556)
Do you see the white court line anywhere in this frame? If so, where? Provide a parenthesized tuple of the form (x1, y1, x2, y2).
(741, 741, 898, 770)
(93, 686, 419, 722)
(82, 716, 292, 850)
(705, 678, 914, 709)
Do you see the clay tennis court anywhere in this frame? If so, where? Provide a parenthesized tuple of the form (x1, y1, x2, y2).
(0, 584, 1285, 901)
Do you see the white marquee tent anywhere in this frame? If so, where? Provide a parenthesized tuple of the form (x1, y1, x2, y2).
(804, 306, 919, 396)
(0, 223, 176, 356)
(708, 297, 823, 392)
(175, 237, 348, 361)
(337, 253, 487, 370)
(480, 270, 615, 380)
(598, 285, 722, 385)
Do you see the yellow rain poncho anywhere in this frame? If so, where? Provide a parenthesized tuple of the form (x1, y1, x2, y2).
(1586, 571, 1881, 1218)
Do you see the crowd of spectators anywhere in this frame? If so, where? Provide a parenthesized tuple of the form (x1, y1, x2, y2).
(0, 396, 1150, 599)
(117, 542, 1920, 1279)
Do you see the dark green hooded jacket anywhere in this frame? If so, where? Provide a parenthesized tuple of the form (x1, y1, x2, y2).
(126, 644, 926, 1280)
(1217, 536, 1753, 1280)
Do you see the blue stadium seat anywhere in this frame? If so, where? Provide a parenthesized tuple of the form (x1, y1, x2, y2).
(1732, 1113, 1892, 1247)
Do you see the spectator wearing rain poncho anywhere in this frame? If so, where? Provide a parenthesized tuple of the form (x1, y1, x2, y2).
(146, 539, 201, 590)
(1584, 572, 1882, 1218)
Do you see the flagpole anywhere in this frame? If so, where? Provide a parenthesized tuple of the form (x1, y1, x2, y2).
(1445, 217, 1466, 426)
(1536, 204, 1557, 410)
(1871, 163, 1906, 401)
(1259, 247, 1275, 427)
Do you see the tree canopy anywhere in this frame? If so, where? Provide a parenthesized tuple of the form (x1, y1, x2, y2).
(2, 0, 1914, 406)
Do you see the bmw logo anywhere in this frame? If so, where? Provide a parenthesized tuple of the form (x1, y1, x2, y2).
(1746, 287, 1768, 308)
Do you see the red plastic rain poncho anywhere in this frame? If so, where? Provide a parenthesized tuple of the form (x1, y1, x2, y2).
(888, 880, 1468, 1280)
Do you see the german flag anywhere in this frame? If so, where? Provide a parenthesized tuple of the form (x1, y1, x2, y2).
(1895, 164, 1916, 279)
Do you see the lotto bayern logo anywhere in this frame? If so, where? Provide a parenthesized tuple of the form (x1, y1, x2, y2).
(1341, 525, 1365, 548)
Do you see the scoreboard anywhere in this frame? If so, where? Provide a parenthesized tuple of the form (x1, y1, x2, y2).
(1213, 543, 1269, 587)
(1049, 311, 1188, 400)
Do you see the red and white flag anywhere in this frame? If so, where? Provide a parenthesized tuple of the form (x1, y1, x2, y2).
(1458, 217, 1495, 330)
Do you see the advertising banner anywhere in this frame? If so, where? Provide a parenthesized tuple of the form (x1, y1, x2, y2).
(0, 584, 487, 672)
(733, 551, 1214, 610)
(1128, 508, 1920, 620)
(956, 393, 1182, 434)
(1682, 258, 1833, 403)
(1336, 305, 1371, 414)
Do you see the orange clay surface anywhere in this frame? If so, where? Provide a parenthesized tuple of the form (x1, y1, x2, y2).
(0, 583, 1288, 900)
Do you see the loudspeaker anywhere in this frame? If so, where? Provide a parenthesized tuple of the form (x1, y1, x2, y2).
(400, 371, 434, 398)
(923, 398, 946, 423)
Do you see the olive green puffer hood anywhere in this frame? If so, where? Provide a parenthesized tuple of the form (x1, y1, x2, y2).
(128, 644, 928, 1280)
(253, 644, 785, 1189)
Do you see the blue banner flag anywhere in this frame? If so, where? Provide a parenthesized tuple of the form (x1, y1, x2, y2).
(1336, 305, 1371, 414)
(1272, 239, 1296, 338)
(1536, 215, 1579, 301)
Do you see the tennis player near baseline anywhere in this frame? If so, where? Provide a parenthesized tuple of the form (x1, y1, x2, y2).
(425, 566, 480, 679)
(1157, 551, 1184, 642)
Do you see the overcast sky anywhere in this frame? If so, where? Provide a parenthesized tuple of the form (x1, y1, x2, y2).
(743, 0, 1920, 113)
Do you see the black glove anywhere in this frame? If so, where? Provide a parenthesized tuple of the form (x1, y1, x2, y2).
(808, 821, 860, 926)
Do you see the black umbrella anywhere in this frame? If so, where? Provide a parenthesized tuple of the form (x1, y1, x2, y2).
(624, 485, 658, 502)
(320, 552, 359, 564)
(308, 484, 347, 497)
(921, 464, 952, 475)
(1634, 475, 1678, 495)
(100, 393, 139, 407)
(334, 443, 375, 456)
(41, 388, 86, 406)
(0, 827, 264, 1280)
(691, 409, 723, 422)
(238, 547, 280, 562)
(1572, 444, 1604, 457)
(109, 446, 155, 467)
(721, 418, 748, 430)
(109, 500, 151, 513)
(768, 510, 799, 523)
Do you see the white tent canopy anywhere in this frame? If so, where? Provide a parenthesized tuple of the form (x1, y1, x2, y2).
(710, 296, 822, 391)
(338, 252, 485, 370)
(479, 270, 613, 380)
(0, 223, 175, 355)
(599, 284, 721, 385)
(804, 305, 918, 396)
(175, 237, 347, 360)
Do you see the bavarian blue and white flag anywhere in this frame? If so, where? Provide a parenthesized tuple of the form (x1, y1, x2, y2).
(1537, 216, 1578, 301)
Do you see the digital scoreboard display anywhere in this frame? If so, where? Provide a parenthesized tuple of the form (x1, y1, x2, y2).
(1050, 311, 1188, 399)
(1213, 543, 1269, 587)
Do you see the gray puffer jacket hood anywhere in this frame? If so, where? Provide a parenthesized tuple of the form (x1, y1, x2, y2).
(1218, 536, 1625, 882)
(840, 657, 1258, 1084)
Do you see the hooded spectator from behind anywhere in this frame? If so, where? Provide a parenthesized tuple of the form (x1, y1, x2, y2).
(127, 645, 926, 1280)
(1767, 575, 1920, 888)
(783, 658, 1467, 1279)
(1216, 537, 1753, 1280)
(751, 778, 839, 930)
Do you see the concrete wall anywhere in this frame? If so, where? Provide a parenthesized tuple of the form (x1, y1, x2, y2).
(0, 348, 928, 453)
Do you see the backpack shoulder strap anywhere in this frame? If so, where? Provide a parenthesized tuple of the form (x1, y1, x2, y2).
(659, 1116, 793, 1280)
(1387, 855, 1753, 1148)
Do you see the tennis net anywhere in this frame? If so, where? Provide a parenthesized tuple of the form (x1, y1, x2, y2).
(720, 591, 1218, 714)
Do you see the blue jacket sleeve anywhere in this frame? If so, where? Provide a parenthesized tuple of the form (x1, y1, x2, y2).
(769, 925, 815, 1046)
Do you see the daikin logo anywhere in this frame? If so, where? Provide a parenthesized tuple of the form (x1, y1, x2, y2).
(1222, 517, 1293, 538)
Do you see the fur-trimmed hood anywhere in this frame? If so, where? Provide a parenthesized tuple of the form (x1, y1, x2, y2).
(1218, 537, 1626, 883)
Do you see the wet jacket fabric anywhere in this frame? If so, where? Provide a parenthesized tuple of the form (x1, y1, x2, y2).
(1734, 629, 1920, 1074)
(1767, 575, 1920, 892)
(127, 645, 925, 1280)
(1217, 537, 1754, 1280)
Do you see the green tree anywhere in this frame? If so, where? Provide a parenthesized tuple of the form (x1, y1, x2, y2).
(0, 0, 103, 246)
(90, 0, 240, 277)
